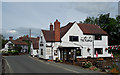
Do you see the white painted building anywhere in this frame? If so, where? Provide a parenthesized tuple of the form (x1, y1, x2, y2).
(39, 19, 111, 61)
(2, 36, 28, 53)
(30, 37, 39, 57)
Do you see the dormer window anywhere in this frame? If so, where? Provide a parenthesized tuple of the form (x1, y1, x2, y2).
(69, 36, 79, 42)
(95, 35, 102, 40)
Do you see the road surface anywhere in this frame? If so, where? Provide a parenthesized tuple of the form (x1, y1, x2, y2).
(4, 55, 104, 74)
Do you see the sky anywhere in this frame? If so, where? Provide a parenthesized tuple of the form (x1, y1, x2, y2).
(2, 1, 119, 39)
(118, 1, 120, 15)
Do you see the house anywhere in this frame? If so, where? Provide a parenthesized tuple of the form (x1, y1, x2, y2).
(3, 36, 28, 52)
(30, 37, 39, 57)
(39, 19, 111, 61)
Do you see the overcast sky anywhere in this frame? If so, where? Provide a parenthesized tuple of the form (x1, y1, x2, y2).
(2, 2, 119, 39)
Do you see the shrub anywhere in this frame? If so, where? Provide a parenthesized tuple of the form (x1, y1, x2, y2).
(8, 51, 12, 54)
(60, 60, 63, 63)
(11, 50, 19, 55)
(7, 50, 19, 55)
(110, 64, 119, 74)
(83, 61, 92, 68)
(89, 66, 98, 71)
(55, 57, 59, 62)
(111, 64, 119, 71)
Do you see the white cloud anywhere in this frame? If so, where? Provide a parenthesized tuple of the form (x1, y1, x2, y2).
(9, 29, 16, 33)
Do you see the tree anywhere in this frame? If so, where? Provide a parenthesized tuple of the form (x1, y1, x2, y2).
(24, 40, 31, 53)
(2, 39, 8, 49)
(84, 17, 95, 24)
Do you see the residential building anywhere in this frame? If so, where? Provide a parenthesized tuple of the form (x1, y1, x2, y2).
(38, 19, 111, 61)
(30, 37, 39, 57)
(3, 36, 28, 52)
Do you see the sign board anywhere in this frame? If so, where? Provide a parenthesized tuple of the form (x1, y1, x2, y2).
(80, 37, 93, 42)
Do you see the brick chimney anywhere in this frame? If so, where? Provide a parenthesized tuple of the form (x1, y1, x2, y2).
(54, 19, 60, 41)
(26, 35, 29, 38)
(37, 36, 39, 40)
(19, 37, 22, 39)
(9, 36, 13, 40)
(50, 23, 53, 31)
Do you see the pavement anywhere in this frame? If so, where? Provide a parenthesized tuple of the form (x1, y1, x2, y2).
(3, 55, 108, 74)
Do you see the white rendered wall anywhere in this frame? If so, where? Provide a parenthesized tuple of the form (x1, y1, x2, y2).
(61, 22, 110, 58)
(39, 31, 47, 59)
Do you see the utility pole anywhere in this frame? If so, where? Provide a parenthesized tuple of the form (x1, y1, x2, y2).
(29, 29, 31, 38)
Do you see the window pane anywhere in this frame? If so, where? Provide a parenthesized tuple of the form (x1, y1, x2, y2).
(95, 35, 102, 40)
(41, 49, 43, 55)
(69, 36, 79, 41)
(95, 48, 103, 54)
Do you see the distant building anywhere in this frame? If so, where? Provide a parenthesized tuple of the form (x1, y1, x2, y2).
(30, 37, 39, 57)
(39, 19, 111, 61)
(2, 35, 39, 55)
(2, 36, 28, 52)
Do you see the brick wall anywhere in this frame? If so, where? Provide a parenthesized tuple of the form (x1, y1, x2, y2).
(54, 19, 60, 41)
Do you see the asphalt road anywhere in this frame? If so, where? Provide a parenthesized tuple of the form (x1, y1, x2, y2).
(4, 55, 106, 74)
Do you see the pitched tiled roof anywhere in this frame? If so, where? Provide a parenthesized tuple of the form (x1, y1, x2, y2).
(16, 35, 29, 41)
(42, 22, 107, 42)
(42, 22, 74, 42)
(77, 24, 107, 35)
(60, 22, 74, 38)
(32, 42, 39, 49)
(11, 40, 28, 45)
(11, 36, 39, 49)
(42, 30, 55, 42)
(29, 38, 39, 49)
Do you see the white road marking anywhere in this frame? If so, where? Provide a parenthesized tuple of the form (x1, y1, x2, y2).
(4, 59, 14, 73)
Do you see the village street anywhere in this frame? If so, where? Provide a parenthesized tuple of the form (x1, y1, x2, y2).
(3, 55, 105, 74)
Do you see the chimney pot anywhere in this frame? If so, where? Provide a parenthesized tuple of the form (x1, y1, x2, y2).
(37, 36, 39, 39)
(26, 35, 29, 38)
(9, 36, 13, 40)
(50, 23, 53, 31)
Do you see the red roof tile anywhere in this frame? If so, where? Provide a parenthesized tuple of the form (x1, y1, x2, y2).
(11, 36, 39, 49)
(11, 40, 28, 45)
(29, 37, 39, 49)
(77, 24, 107, 35)
(42, 30, 55, 42)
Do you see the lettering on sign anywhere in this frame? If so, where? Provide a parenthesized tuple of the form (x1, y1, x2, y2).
(80, 37, 92, 42)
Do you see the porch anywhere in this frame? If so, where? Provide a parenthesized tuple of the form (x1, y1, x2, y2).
(58, 47, 82, 62)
